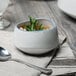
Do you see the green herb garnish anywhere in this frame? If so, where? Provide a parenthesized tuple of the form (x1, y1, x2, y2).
(25, 16, 44, 31)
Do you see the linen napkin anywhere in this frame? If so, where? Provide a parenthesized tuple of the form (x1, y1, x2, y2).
(0, 31, 74, 76)
(41, 35, 75, 76)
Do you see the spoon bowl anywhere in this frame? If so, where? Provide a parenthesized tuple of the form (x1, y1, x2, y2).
(0, 47, 11, 61)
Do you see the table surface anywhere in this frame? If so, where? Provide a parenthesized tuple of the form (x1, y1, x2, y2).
(3, 0, 76, 75)
(5, 0, 76, 55)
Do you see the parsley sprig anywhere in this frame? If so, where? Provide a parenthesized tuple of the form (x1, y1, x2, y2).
(24, 16, 44, 31)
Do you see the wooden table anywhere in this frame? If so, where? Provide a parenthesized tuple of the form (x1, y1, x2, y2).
(5, 0, 76, 54)
(3, 0, 76, 75)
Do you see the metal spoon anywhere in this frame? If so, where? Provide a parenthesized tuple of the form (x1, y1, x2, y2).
(0, 47, 52, 75)
(0, 37, 67, 75)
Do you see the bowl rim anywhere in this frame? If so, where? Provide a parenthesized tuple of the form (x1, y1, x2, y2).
(15, 18, 57, 33)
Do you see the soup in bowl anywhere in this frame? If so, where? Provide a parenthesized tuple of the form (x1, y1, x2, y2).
(14, 17, 59, 54)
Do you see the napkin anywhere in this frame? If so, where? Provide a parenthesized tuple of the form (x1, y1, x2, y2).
(0, 31, 74, 76)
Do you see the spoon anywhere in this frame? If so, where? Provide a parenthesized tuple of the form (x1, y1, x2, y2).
(0, 37, 67, 75)
(0, 46, 52, 75)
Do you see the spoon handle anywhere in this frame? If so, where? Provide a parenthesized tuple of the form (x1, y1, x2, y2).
(60, 37, 67, 46)
(9, 58, 52, 75)
(45, 37, 67, 67)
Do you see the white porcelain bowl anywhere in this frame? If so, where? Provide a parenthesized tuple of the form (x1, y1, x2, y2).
(58, 0, 76, 18)
(14, 18, 59, 54)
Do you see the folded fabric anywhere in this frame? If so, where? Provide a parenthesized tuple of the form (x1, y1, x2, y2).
(0, 31, 74, 76)
(41, 36, 75, 76)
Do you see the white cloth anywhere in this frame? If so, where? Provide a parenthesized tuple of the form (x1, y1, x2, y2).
(0, 31, 74, 76)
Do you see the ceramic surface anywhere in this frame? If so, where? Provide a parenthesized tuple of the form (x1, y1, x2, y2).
(58, 0, 76, 18)
(14, 18, 59, 54)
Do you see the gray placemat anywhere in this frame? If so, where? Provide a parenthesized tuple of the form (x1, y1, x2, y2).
(0, 31, 74, 76)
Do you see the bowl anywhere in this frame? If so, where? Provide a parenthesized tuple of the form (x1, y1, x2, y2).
(14, 18, 59, 54)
